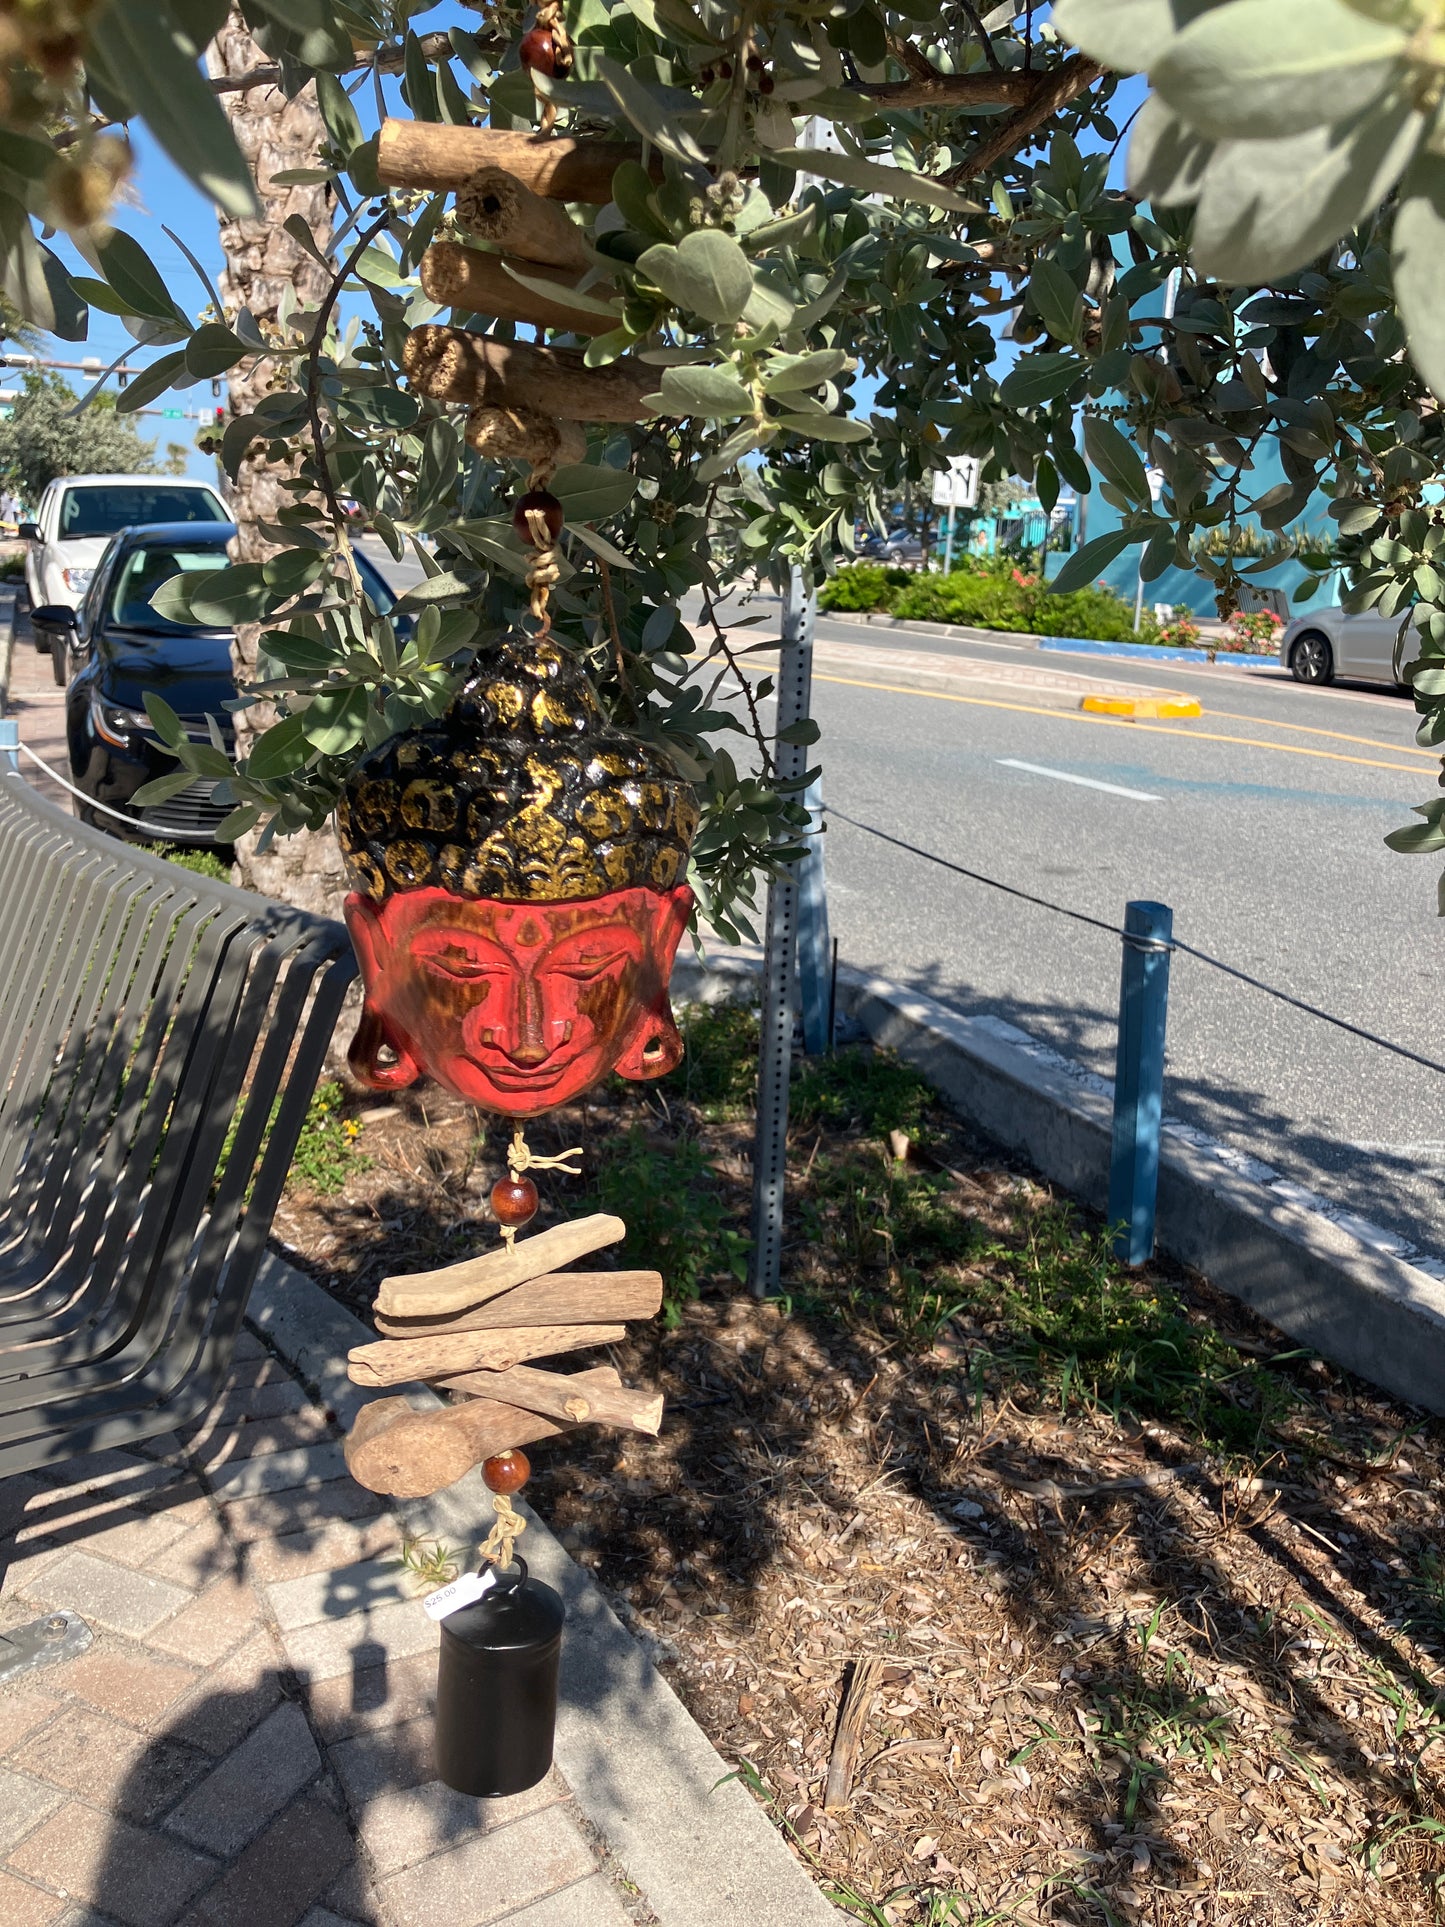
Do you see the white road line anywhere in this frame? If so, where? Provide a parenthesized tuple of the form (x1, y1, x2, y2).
(997, 758, 1161, 802)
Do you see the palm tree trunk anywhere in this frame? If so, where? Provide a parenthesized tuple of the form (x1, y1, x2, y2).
(207, 13, 346, 914)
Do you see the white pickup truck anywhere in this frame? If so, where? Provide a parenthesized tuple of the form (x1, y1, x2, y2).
(20, 474, 229, 641)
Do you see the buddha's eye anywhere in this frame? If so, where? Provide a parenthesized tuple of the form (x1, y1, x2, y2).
(414, 937, 505, 981)
(554, 950, 628, 982)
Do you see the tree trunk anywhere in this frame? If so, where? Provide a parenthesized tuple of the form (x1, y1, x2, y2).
(207, 13, 344, 914)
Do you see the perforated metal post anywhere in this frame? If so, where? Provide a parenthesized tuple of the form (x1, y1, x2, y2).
(1107, 900, 1174, 1266)
(749, 567, 816, 1297)
(796, 772, 832, 1055)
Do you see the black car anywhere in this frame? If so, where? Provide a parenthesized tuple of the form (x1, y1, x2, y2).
(47, 522, 401, 847)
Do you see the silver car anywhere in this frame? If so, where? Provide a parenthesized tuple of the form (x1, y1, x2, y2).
(1279, 604, 1420, 688)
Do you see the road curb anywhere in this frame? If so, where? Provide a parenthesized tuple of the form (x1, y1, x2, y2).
(1079, 693, 1203, 719)
(246, 1253, 843, 1927)
(826, 608, 1276, 671)
(673, 952, 1445, 1418)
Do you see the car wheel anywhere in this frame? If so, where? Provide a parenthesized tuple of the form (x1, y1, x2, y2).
(1289, 631, 1334, 685)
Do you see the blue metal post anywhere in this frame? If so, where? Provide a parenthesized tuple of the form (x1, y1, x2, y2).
(1107, 900, 1173, 1265)
(0, 718, 18, 773)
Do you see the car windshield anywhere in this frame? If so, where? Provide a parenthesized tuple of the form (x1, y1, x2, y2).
(59, 486, 226, 541)
(110, 545, 228, 633)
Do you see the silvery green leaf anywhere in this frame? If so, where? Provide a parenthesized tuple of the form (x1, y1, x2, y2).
(568, 522, 637, 569)
(1052, 0, 1223, 73)
(759, 349, 850, 393)
(767, 147, 973, 213)
(595, 55, 708, 166)
(1027, 257, 1084, 344)
(1152, 0, 1405, 139)
(1393, 151, 1445, 400)
(551, 463, 638, 520)
(638, 230, 754, 323)
(1083, 416, 1148, 506)
(1127, 94, 1215, 205)
(1191, 91, 1422, 283)
(1049, 528, 1140, 595)
(650, 363, 755, 416)
(500, 261, 622, 319)
(741, 277, 795, 333)
(775, 414, 871, 443)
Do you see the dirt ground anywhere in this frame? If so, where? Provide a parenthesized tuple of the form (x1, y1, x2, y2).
(274, 1016, 1445, 1927)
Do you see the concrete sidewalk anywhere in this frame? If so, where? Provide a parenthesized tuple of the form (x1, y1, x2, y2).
(0, 1261, 840, 1926)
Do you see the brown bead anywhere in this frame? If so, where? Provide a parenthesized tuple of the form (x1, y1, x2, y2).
(491, 1173, 539, 1228)
(483, 1448, 531, 1495)
(512, 488, 564, 544)
(519, 26, 558, 76)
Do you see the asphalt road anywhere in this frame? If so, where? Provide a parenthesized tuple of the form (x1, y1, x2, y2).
(710, 605, 1445, 1265)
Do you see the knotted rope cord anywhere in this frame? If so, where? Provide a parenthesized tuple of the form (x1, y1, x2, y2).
(507, 1124, 583, 1180)
(532, 0, 572, 135)
(524, 503, 561, 632)
(478, 1491, 528, 1570)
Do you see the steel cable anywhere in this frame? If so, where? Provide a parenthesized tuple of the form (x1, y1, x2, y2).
(830, 807, 1445, 1084)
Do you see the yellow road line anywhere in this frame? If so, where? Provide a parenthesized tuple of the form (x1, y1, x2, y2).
(1203, 707, 1440, 762)
(802, 670, 1432, 777)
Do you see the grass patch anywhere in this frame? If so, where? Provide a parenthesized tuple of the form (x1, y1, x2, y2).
(290, 1080, 370, 1196)
(593, 1122, 749, 1324)
(147, 842, 233, 883)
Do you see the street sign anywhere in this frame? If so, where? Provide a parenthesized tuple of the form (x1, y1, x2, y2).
(162, 408, 184, 419)
(931, 457, 981, 511)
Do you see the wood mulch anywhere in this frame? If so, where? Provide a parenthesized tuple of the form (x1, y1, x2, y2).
(274, 1029, 1445, 1927)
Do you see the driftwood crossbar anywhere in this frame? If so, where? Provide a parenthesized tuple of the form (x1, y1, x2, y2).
(0, 775, 354, 1473)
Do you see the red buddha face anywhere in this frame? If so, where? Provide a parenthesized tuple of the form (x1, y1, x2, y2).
(343, 884, 695, 1116)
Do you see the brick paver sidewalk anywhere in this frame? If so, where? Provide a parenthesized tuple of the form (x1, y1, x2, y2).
(0, 1331, 645, 1927)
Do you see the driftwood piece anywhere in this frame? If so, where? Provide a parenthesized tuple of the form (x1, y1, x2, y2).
(373, 1269, 663, 1338)
(348, 1321, 626, 1388)
(454, 165, 592, 271)
(421, 242, 613, 335)
(346, 1366, 622, 1498)
(824, 1656, 885, 1811)
(377, 119, 650, 203)
(434, 1361, 663, 1435)
(403, 326, 657, 423)
(465, 404, 585, 474)
(375, 1213, 625, 1318)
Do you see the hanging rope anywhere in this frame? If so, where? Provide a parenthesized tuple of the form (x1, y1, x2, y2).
(524, 504, 561, 632)
(478, 1491, 528, 1571)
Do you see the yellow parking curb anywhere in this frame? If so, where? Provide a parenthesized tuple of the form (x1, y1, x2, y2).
(1080, 694, 1202, 720)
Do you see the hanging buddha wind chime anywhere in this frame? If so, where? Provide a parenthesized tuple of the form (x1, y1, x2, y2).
(335, 96, 698, 1794)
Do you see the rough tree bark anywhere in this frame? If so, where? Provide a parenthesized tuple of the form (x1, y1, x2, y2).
(207, 13, 345, 913)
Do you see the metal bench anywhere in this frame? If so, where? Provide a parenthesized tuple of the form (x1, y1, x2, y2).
(0, 770, 355, 1473)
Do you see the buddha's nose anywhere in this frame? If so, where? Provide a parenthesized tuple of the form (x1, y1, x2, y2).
(503, 973, 550, 1067)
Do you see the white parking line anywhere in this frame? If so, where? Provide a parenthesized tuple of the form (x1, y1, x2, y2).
(997, 758, 1161, 802)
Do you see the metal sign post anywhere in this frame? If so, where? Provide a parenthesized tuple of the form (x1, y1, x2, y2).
(749, 567, 816, 1298)
(796, 769, 831, 1055)
(1107, 900, 1174, 1265)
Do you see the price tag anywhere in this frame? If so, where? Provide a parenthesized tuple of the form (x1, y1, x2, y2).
(423, 1568, 497, 1622)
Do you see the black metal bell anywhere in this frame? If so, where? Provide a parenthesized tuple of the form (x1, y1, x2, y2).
(434, 1559, 565, 1797)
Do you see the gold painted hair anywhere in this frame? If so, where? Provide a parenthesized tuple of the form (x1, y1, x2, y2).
(337, 631, 699, 903)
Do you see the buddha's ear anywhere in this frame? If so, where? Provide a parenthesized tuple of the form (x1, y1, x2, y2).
(347, 1003, 422, 1091)
(614, 997, 684, 1082)
(342, 892, 422, 1091)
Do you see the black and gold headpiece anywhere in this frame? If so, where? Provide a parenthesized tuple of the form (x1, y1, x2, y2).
(337, 631, 700, 903)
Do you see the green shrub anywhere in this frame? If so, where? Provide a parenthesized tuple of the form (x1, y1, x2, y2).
(818, 563, 897, 613)
(892, 566, 1154, 643)
(660, 1002, 759, 1119)
(593, 1124, 749, 1323)
(791, 1044, 935, 1143)
(147, 843, 234, 883)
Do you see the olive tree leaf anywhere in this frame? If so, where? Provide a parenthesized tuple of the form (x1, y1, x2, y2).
(1084, 417, 1149, 506)
(649, 363, 755, 417)
(551, 464, 638, 520)
(96, 229, 187, 324)
(568, 522, 637, 569)
(302, 685, 370, 757)
(245, 712, 313, 780)
(1152, 0, 1406, 141)
(1027, 257, 1084, 344)
(594, 54, 707, 165)
(759, 349, 850, 393)
(116, 348, 190, 413)
(315, 70, 362, 157)
(1052, 0, 1222, 73)
(1190, 91, 1422, 283)
(767, 146, 973, 212)
(183, 323, 249, 378)
(999, 353, 1085, 408)
(775, 413, 871, 443)
(1127, 95, 1215, 205)
(1394, 151, 1445, 402)
(1049, 528, 1141, 595)
(638, 231, 754, 324)
(88, 0, 258, 217)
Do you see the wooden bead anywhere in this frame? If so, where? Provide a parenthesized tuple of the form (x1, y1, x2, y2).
(512, 488, 564, 543)
(483, 1447, 531, 1494)
(519, 26, 558, 76)
(491, 1173, 539, 1229)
